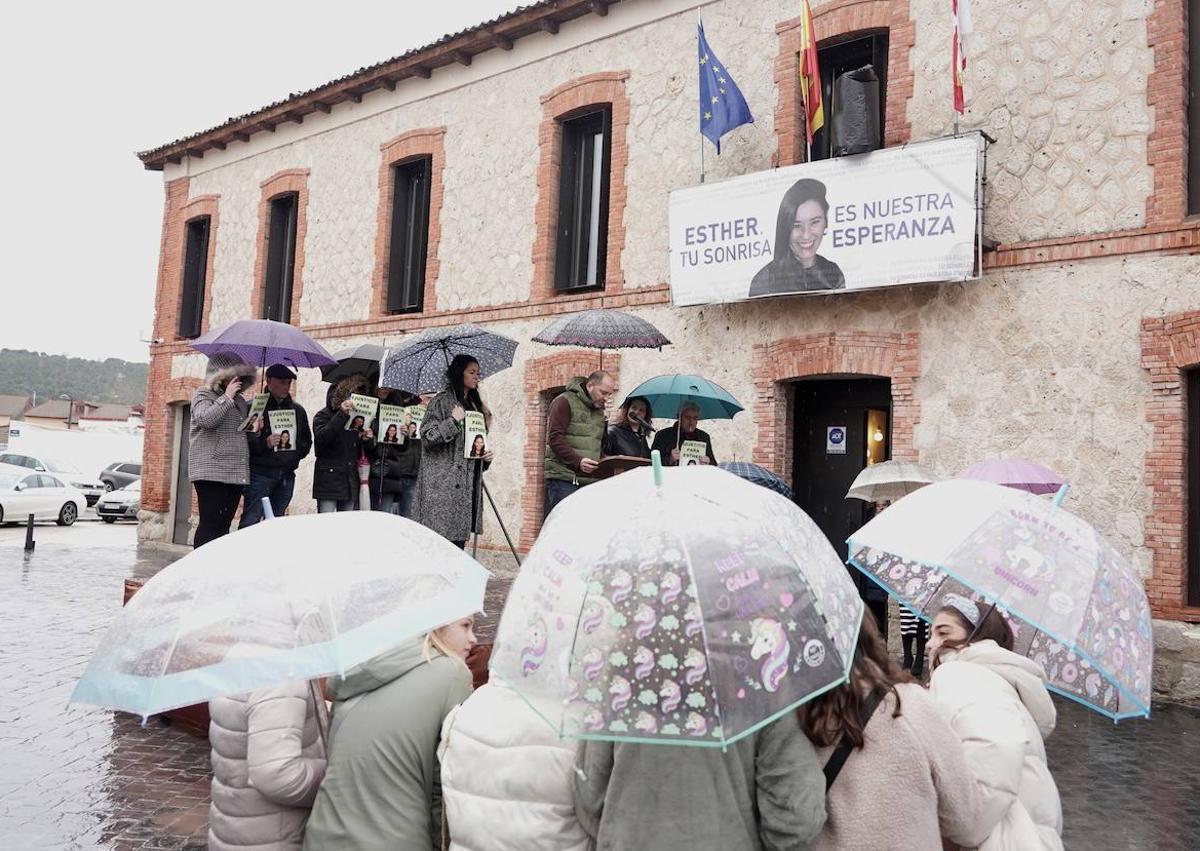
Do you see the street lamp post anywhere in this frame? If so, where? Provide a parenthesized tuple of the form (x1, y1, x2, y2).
(60, 394, 75, 430)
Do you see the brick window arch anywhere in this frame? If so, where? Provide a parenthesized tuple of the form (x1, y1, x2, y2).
(774, 0, 915, 167)
(1141, 311, 1200, 621)
(371, 127, 446, 317)
(520, 350, 621, 548)
(177, 195, 220, 339)
(251, 168, 310, 324)
(750, 331, 920, 482)
(532, 72, 631, 301)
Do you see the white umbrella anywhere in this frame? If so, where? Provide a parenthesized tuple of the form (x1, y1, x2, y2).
(71, 512, 489, 720)
(846, 460, 938, 502)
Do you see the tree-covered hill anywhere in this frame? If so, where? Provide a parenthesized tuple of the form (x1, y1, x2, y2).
(0, 349, 149, 406)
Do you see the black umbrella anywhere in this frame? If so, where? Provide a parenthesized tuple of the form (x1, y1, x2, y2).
(321, 342, 386, 384)
(379, 323, 518, 394)
(532, 308, 670, 368)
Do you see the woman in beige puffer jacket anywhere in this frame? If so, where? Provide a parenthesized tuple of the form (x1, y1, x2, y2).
(208, 678, 326, 851)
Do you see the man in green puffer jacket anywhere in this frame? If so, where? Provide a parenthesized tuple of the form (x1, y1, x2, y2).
(543, 371, 617, 519)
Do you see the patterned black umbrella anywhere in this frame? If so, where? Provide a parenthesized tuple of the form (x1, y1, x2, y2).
(532, 308, 670, 368)
(379, 323, 518, 394)
(321, 342, 386, 383)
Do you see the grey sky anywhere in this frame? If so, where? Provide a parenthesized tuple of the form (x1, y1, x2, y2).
(1, 0, 523, 364)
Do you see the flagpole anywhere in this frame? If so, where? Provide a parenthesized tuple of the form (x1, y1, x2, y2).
(698, 11, 706, 183)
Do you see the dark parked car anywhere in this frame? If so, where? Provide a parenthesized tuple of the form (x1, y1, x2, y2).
(101, 462, 141, 492)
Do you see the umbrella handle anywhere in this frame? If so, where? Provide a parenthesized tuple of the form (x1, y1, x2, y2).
(262, 497, 275, 520)
(651, 450, 663, 487)
(1052, 482, 1068, 507)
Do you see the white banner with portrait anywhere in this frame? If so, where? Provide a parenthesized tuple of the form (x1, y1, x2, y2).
(668, 135, 981, 306)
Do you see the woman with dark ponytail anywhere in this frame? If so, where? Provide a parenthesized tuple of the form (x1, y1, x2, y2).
(414, 355, 493, 548)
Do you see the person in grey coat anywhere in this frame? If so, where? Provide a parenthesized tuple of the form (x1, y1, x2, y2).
(574, 713, 826, 851)
(208, 677, 326, 851)
(189, 352, 256, 547)
(303, 618, 477, 851)
(414, 355, 494, 548)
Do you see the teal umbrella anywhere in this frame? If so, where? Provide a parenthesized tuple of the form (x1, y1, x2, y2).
(625, 373, 743, 420)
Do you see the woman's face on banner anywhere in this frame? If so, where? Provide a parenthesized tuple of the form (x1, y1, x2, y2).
(789, 199, 827, 267)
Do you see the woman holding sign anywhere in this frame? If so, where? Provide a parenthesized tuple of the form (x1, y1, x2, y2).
(312, 375, 375, 513)
(750, 178, 845, 296)
(416, 355, 493, 548)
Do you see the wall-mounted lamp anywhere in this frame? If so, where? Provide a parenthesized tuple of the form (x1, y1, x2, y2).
(873, 429, 884, 443)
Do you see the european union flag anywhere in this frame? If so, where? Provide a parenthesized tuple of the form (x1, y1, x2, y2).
(698, 20, 754, 154)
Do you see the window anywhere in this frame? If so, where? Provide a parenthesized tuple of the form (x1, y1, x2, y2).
(810, 32, 888, 162)
(555, 107, 612, 292)
(1188, 368, 1200, 606)
(179, 216, 211, 338)
(262, 193, 299, 322)
(385, 157, 432, 313)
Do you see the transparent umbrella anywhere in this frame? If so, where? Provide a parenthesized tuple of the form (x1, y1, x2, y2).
(71, 512, 489, 720)
(848, 479, 1152, 720)
(490, 459, 863, 747)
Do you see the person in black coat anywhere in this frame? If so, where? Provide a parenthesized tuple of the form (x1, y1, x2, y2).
(312, 374, 374, 512)
(601, 396, 654, 459)
(369, 387, 422, 518)
(240, 364, 313, 527)
(651, 403, 717, 466)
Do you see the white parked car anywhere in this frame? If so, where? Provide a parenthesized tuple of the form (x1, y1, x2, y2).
(0, 468, 86, 526)
(97, 479, 141, 523)
(0, 452, 105, 506)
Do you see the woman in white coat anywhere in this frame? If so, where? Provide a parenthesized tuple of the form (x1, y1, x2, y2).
(438, 681, 589, 851)
(208, 678, 326, 851)
(927, 594, 1064, 851)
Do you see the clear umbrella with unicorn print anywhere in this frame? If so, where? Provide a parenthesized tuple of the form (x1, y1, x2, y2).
(489, 452, 864, 748)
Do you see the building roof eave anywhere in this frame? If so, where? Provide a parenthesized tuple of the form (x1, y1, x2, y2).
(136, 0, 619, 171)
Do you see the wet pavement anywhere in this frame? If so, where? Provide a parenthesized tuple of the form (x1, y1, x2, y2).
(1, 523, 1198, 849)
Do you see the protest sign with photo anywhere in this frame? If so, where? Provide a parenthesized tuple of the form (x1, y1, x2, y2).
(669, 135, 981, 306)
(268, 409, 297, 452)
(344, 394, 379, 432)
(464, 411, 488, 459)
(379, 404, 407, 446)
(406, 404, 427, 440)
(680, 440, 707, 466)
(238, 393, 270, 433)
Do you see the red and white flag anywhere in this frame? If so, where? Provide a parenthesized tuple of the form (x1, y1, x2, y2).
(953, 0, 973, 113)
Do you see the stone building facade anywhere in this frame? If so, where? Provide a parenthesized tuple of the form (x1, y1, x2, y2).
(137, 0, 1200, 700)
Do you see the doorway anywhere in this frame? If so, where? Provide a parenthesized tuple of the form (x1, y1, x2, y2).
(792, 377, 891, 627)
(171, 404, 193, 545)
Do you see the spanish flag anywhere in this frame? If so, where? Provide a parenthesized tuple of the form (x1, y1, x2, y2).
(799, 0, 825, 144)
(953, 0, 973, 113)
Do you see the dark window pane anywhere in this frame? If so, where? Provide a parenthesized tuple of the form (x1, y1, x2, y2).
(262, 194, 299, 322)
(386, 157, 432, 314)
(1188, 368, 1200, 606)
(178, 216, 211, 338)
(810, 32, 889, 162)
(555, 107, 611, 292)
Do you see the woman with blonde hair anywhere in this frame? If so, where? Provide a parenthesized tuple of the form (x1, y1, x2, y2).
(303, 617, 476, 850)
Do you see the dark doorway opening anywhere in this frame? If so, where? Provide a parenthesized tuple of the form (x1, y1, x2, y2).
(792, 377, 892, 629)
(172, 404, 192, 546)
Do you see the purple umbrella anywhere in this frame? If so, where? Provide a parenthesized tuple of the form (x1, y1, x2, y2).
(957, 458, 1064, 496)
(189, 319, 336, 370)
